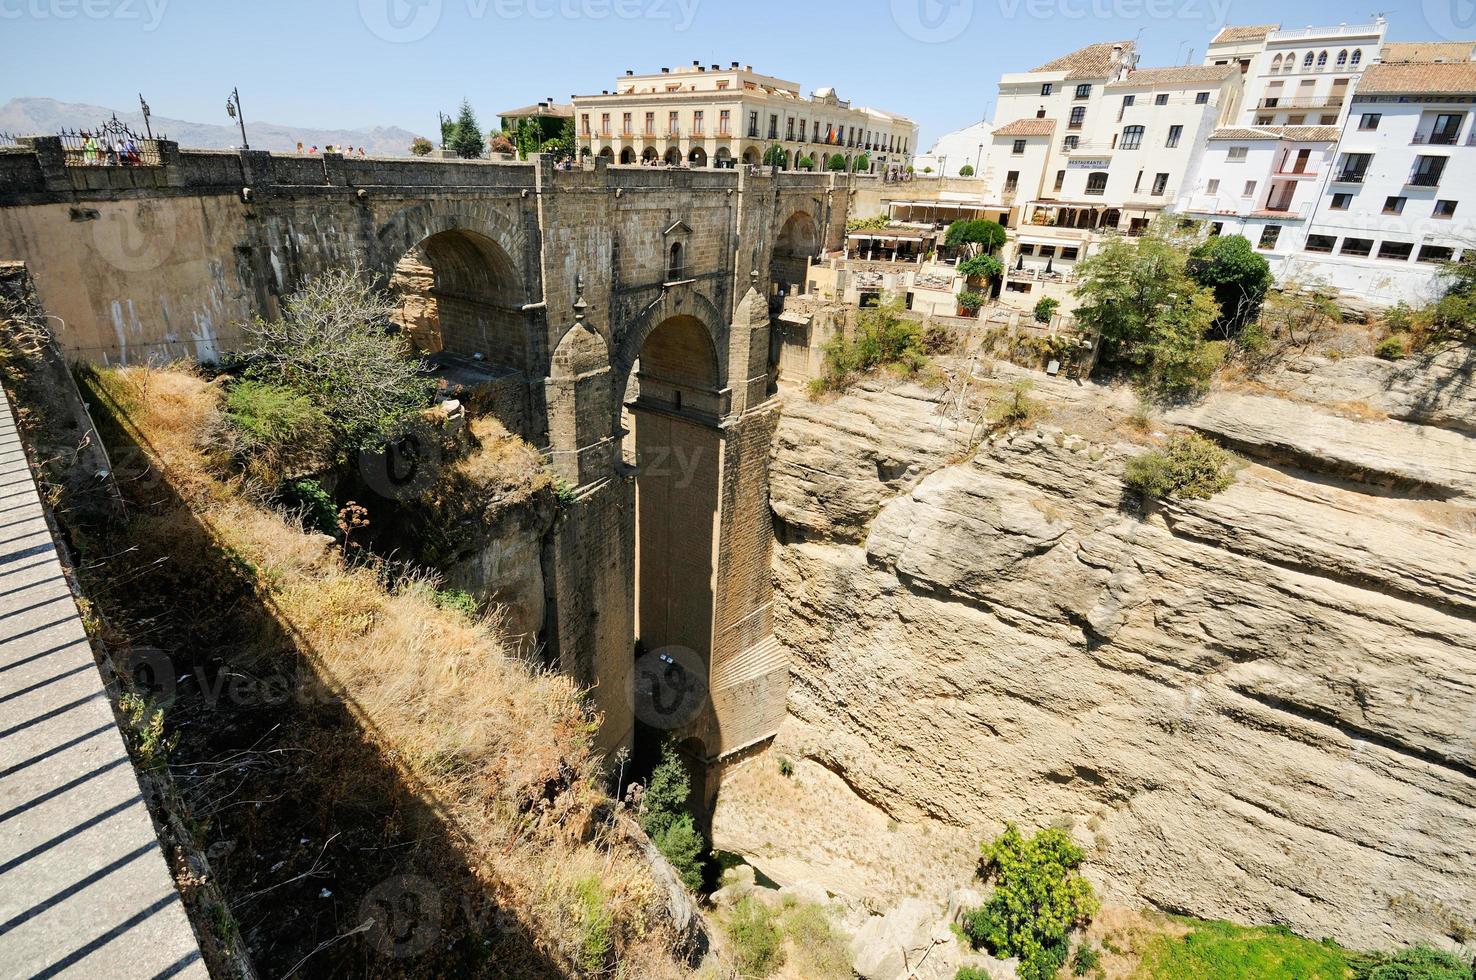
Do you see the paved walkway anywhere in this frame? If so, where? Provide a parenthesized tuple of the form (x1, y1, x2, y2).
(0, 387, 207, 979)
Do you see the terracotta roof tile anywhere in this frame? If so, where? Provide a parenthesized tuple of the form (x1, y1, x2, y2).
(1379, 41, 1476, 64)
(1106, 64, 1240, 88)
(1032, 41, 1134, 80)
(993, 118, 1057, 137)
(1210, 24, 1278, 44)
(1358, 61, 1476, 95)
(1208, 125, 1339, 141)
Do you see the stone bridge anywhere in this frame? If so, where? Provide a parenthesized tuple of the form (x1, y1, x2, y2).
(0, 141, 852, 774)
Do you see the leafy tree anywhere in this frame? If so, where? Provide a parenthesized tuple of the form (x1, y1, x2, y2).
(1421, 256, 1476, 346)
(958, 164, 975, 177)
(448, 100, 484, 159)
(956, 290, 986, 314)
(1033, 297, 1060, 324)
(1123, 433, 1236, 500)
(1072, 227, 1222, 400)
(236, 270, 436, 456)
(960, 824, 1098, 980)
(852, 153, 870, 172)
(825, 153, 848, 172)
(958, 254, 1003, 282)
(488, 133, 515, 156)
(945, 219, 1007, 258)
(1187, 234, 1273, 336)
(540, 119, 576, 161)
(639, 741, 707, 890)
(408, 136, 433, 156)
(762, 143, 786, 168)
(796, 154, 814, 171)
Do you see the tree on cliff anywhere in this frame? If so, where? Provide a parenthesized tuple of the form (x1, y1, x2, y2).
(1186, 234, 1273, 338)
(638, 742, 706, 892)
(944, 218, 1007, 259)
(447, 100, 484, 159)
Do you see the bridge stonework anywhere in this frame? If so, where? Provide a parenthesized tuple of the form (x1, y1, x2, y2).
(0, 142, 852, 762)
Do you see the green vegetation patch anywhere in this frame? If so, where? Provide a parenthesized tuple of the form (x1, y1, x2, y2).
(1138, 919, 1351, 979)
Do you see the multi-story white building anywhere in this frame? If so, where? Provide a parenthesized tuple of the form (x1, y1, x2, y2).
(572, 63, 917, 172)
(1206, 21, 1387, 129)
(1283, 60, 1476, 305)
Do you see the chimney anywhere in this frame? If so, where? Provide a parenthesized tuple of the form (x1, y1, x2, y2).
(661, 67, 670, 73)
(731, 61, 739, 69)
(626, 69, 633, 75)
(711, 64, 720, 70)
(745, 64, 752, 71)
(692, 60, 700, 66)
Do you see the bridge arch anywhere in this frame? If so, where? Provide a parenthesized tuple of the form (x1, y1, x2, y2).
(770, 210, 821, 302)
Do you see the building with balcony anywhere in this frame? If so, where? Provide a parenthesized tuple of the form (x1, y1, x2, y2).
(1206, 20, 1388, 130)
(1286, 60, 1476, 305)
(572, 62, 917, 172)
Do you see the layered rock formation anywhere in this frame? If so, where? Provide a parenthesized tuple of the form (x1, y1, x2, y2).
(714, 357, 1476, 952)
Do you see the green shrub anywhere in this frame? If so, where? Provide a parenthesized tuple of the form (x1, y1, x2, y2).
(778, 756, 794, 777)
(1350, 945, 1474, 980)
(431, 588, 479, 616)
(1140, 919, 1350, 979)
(959, 164, 975, 177)
(957, 290, 986, 314)
(727, 897, 786, 977)
(1375, 335, 1408, 361)
(572, 876, 613, 975)
(224, 380, 333, 477)
(958, 255, 1004, 281)
(956, 969, 993, 980)
(825, 153, 847, 172)
(960, 824, 1099, 980)
(640, 741, 708, 891)
(1034, 297, 1060, 324)
(237, 270, 437, 456)
(815, 295, 928, 392)
(986, 380, 1045, 431)
(278, 478, 338, 536)
(1073, 943, 1102, 975)
(1124, 434, 1235, 501)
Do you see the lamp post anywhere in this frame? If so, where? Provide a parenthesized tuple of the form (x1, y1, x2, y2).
(438, 111, 450, 150)
(138, 94, 153, 140)
(225, 87, 248, 150)
(974, 143, 983, 176)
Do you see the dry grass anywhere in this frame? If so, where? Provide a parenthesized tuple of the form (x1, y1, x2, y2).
(86, 364, 686, 978)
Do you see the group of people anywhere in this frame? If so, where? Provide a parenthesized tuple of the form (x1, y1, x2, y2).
(295, 142, 369, 157)
(77, 132, 145, 165)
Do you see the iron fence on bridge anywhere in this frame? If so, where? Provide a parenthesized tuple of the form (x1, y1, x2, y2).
(58, 114, 167, 167)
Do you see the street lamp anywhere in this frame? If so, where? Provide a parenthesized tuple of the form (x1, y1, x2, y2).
(225, 87, 248, 150)
(138, 93, 152, 140)
(974, 143, 983, 176)
(438, 111, 450, 149)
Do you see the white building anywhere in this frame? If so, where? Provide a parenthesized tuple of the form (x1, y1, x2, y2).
(1208, 21, 1388, 129)
(914, 119, 993, 177)
(1286, 60, 1476, 305)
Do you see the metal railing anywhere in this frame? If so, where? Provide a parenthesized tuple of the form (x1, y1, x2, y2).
(1258, 96, 1345, 109)
(1412, 132, 1461, 145)
(1408, 172, 1443, 187)
(1332, 170, 1366, 183)
(58, 115, 166, 166)
(1268, 22, 1382, 41)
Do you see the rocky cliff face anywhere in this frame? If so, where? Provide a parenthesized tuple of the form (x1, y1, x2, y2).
(713, 355, 1476, 952)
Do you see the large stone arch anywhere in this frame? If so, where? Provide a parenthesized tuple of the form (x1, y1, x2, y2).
(611, 286, 728, 432)
(770, 209, 822, 301)
(374, 200, 547, 442)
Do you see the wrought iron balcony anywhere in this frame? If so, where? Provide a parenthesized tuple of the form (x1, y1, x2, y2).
(1332, 171, 1366, 183)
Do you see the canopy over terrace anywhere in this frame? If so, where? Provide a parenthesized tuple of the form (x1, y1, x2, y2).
(886, 200, 1011, 227)
(1021, 199, 1152, 233)
(844, 225, 939, 262)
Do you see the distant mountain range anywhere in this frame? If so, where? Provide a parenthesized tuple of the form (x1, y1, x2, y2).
(0, 97, 425, 157)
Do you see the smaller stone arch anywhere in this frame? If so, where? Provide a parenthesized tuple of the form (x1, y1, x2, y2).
(642, 146, 659, 163)
(598, 146, 614, 160)
(688, 146, 708, 167)
(715, 146, 733, 168)
(664, 147, 682, 166)
(620, 147, 636, 164)
(547, 321, 615, 484)
(741, 146, 760, 166)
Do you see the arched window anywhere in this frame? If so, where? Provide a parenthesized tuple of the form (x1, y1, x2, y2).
(1303, 52, 1315, 68)
(1351, 49, 1362, 65)
(1336, 49, 1348, 66)
(1316, 51, 1328, 68)
(1086, 171, 1108, 195)
(1271, 54, 1283, 71)
(1282, 54, 1296, 73)
(668, 241, 684, 280)
(1120, 125, 1145, 150)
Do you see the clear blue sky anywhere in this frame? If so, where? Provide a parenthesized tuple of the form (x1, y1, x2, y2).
(1, 0, 1466, 148)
